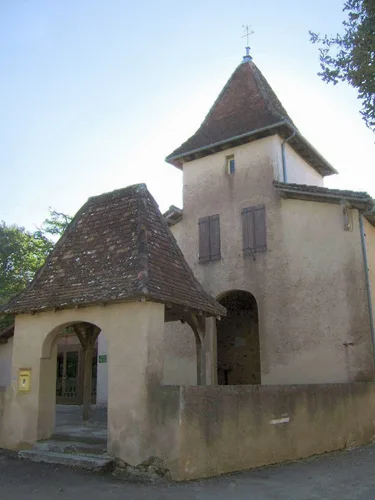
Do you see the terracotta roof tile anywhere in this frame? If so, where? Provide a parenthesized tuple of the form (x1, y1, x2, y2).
(166, 60, 336, 177)
(273, 181, 372, 201)
(0, 184, 225, 317)
(167, 60, 291, 160)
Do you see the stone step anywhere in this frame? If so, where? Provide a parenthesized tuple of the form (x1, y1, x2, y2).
(52, 433, 106, 445)
(18, 449, 114, 472)
(33, 439, 106, 455)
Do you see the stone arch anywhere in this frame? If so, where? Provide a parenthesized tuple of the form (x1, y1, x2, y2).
(216, 290, 260, 385)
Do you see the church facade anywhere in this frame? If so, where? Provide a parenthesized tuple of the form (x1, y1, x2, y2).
(162, 53, 375, 387)
(1, 52, 375, 480)
(1, 52, 375, 396)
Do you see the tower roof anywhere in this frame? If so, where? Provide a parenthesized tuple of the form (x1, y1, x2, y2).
(166, 60, 337, 177)
(0, 184, 225, 318)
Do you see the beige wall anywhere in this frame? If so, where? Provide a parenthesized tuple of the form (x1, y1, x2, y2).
(96, 332, 108, 407)
(165, 137, 373, 385)
(0, 338, 13, 387)
(161, 382, 375, 480)
(0, 301, 173, 469)
(278, 140, 324, 186)
(363, 218, 375, 353)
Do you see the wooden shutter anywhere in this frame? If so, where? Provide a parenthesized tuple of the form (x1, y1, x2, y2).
(242, 208, 255, 254)
(209, 215, 221, 261)
(242, 205, 266, 254)
(254, 207, 266, 251)
(198, 217, 210, 262)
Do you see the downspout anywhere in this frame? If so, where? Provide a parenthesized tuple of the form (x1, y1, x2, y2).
(281, 128, 297, 183)
(359, 213, 375, 368)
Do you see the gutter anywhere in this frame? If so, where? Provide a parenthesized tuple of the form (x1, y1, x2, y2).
(359, 213, 375, 369)
(166, 121, 289, 165)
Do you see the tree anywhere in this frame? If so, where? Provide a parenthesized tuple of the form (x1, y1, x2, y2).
(0, 223, 52, 306)
(0, 209, 72, 327)
(310, 0, 375, 131)
(39, 209, 73, 238)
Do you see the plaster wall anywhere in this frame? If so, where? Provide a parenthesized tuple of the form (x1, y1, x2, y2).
(276, 139, 324, 186)
(165, 137, 372, 385)
(0, 301, 175, 469)
(363, 218, 375, 351)
(0, 337, 13, 387)
(96, 332, 108, 406)
(161, 382, 375, 480)
(0, 387, 5, 423)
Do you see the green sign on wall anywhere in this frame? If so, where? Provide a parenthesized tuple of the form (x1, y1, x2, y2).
(98, 355, 107, 364)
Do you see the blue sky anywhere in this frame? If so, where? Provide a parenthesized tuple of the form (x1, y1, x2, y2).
(1, 0, 374, 230)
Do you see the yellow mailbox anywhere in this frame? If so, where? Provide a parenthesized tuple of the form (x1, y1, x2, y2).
(18, 368, 31, 392)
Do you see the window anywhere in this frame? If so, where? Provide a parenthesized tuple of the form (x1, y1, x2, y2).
(242, 205, 267, 255)
(226, 155, 235, 174)
(198, 215, 221, 263)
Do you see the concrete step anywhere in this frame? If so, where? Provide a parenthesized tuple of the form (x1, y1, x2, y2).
(52, 433, 106, 445)
(33, 439, 106, 455)
(18, 449, 114, 472)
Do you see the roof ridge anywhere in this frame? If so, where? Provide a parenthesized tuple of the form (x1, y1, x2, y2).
(248, 61, 295, 127)
(88, 183, 147, 202)
(136, 189, 150, 296)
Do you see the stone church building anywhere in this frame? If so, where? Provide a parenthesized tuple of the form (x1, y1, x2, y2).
(1, 51, 375, 480)
(162, 52, 375, 387)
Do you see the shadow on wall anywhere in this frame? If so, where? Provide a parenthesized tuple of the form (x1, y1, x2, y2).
(216, 290, 260, 385)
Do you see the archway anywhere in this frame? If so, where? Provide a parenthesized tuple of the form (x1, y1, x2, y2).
(216, 290, 260, 385)
(39, 321, 107, 442)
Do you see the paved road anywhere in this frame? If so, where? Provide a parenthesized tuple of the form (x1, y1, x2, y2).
(1, 444, 375, 499)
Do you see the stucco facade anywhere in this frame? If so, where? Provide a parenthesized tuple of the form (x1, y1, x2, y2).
(0, 337, 13, 388)
(96, 332, 108, 406)
(164, 136, 374, 385)
(0, 301, 170, 464)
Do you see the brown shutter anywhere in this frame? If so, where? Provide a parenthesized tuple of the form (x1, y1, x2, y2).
(198, 217, 210, 262)
(242, 205, 266, 253)
(242, 208, 255, 253)
(209, 214, 221, 261)
(254, 207, 266, 251)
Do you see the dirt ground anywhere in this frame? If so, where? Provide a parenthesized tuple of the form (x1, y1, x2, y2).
(1, 444, 375, 499)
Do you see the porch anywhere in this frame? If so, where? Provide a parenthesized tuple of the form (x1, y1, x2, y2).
(54, 405, 107, 442)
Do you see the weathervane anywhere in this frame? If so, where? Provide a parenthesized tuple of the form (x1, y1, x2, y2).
(242, 25, 254, 61)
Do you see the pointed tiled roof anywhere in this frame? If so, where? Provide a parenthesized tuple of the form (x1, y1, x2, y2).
(0, 184, 225, 317)
(166, 60, 336, 177)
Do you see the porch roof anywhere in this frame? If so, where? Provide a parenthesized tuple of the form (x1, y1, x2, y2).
(0, 184, 225, 319)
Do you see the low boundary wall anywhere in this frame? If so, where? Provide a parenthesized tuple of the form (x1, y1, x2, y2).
(160, 383, 375, 480)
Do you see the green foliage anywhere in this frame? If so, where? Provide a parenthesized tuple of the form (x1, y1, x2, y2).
(310, 0, 375, 131)
(0, 208, 72, 321)
(0, 222, 52, 305)
(39, 208, 72, 237)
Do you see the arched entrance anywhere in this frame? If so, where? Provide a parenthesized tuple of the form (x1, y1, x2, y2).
(56, 328, 98, 405)
(38, 320, 107, 443)
(216, 290, 260, 385)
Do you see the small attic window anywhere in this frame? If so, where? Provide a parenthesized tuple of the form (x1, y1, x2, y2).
(226, 155, 235, 174)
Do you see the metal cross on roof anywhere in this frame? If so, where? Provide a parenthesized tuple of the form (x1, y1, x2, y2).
(242, 25, 254, 46)
(242, 25, 254, 60)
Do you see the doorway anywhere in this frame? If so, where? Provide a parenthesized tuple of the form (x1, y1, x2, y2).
(217, 290, 260, 385)
(56, 342, 97, 405)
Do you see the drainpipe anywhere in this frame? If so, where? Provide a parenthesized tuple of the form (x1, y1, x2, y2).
(281, 128, 297, 183)
(359, 213, 375, 367)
